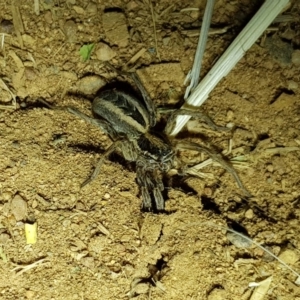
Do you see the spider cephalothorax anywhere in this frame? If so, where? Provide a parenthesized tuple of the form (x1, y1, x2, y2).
(42, 72, 250, 211)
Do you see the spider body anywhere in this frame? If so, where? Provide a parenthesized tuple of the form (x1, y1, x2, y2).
(42, 72, 250, 211)
(91, 88, 174, 210)
(92, 88, 173, 165)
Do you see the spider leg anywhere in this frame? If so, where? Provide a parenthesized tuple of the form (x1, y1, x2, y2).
(39, 99, 118, 139)
(164, 107, 230, 136)
(67, 107, 120, 140)
(175, 141, 252, 197)
(136, 166, 164, 211)
(81, 139, 124, 188)
(39, 99, 118, 141)
(152, 169, 165, 210)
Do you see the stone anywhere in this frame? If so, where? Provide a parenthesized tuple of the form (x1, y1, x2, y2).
(63, 20, 77, 43)
(278, 249, 299, 265)
(226, 231, 252, 248)
(137, 63, 185, 83)
(76, 75, 106, 95)
(11, 194, 27, 221)
(271, 93, 296, 112)
(102, 11, 129, 47)
(292, 50, 300, 66)
(95, 43, 116, 61)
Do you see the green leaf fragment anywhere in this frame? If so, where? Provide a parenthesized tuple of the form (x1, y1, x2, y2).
(79, 44, 95, 62)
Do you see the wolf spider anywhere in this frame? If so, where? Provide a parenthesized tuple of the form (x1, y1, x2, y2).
(42, 71, 251, 211)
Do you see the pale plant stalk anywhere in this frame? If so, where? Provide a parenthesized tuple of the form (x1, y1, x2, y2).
(184, 0, 216, 99)
(181, 222, 300, 284)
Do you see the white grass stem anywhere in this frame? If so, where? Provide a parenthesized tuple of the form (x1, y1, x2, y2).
(184, 0, 216, 99)
(181, 222, 300, 281)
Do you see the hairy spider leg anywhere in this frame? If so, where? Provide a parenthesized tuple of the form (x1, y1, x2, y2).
(136, 164, 165, 211)
(164, 107, 230, 136)
(81, 140, 124, 188)
(175, 141, 252, 198)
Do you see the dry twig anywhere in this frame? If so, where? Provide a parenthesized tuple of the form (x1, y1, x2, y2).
(11, 258, 49, 276)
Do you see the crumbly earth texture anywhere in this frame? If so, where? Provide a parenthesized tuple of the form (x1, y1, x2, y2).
(0, 0, 300, 299)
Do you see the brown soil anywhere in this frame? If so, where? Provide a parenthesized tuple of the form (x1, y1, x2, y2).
(0, 1, 300, 299)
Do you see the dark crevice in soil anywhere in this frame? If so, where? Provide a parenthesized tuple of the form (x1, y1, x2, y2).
(201, 196, 221, 215)
(270, 88, 295, 105)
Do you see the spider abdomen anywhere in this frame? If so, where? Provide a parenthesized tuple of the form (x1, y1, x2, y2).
(93, 89, 151, 138)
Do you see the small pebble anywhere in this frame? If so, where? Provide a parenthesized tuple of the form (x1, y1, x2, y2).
(162, 37, 170, 46)
(86, 3, 98, 14)
(245, 209, 254, 219)
(0, 233, 10, 244)
(0, 90, 12, 103)
(266, 164, 274, 172)
(292, 50, 300, 66)
(32, 200, 38, 209)
(204, 187, 212, 197)
(73, 6, 85, 14)
(44, 11, 53, 24)
(102, 11, 129, 47)
(25, 222, 37, 244)
(127, 1, 138, 11)
(69, 194, 76, 202)
(25, 67, 38, 81)
(60, 71, 77, 81)
(288, 80, 298, 91)
(103, 193, 110, 200)
(76, 75, 106, 95)
(80, 256, 95, 269)
(75, 202, 85, 210)
(265, 36, 293, 65)
(226, 109, 234, 120)
(160, 82, 169, 90)
(63, 20, 77, 42)
(88, 236, 106, 254)
(11, 194, 27, 221)
(22, 34, 36, 48)
(95, 43, 116, 61)
(190, 10, 199, 19)
(226, 122, 235, 129)
(62, 219, 71, 227)
(278, 249, 299, 265)
(2, 191, 13, 201)
(133, 283, 149, 295)
(226, 231, 252, 248)
(137, 63, 185, 83)
(71, 223, 80, 232)
(26, 290, 35, 299)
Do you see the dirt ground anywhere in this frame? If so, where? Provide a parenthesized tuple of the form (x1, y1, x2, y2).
(0, 0, 300, 299)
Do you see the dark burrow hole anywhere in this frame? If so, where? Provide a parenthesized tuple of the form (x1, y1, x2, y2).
(207, 284, 225, 297)
(103, 7, 124, 13)
(270, 87, 295, 105)
(148, 257, 167, 279)
(201, 195, 221, 214)
(226, 220, 249, 236)
(130, 258, 168, 297)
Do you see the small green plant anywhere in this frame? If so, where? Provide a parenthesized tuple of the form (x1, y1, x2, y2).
(79, 43, 94, 62)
